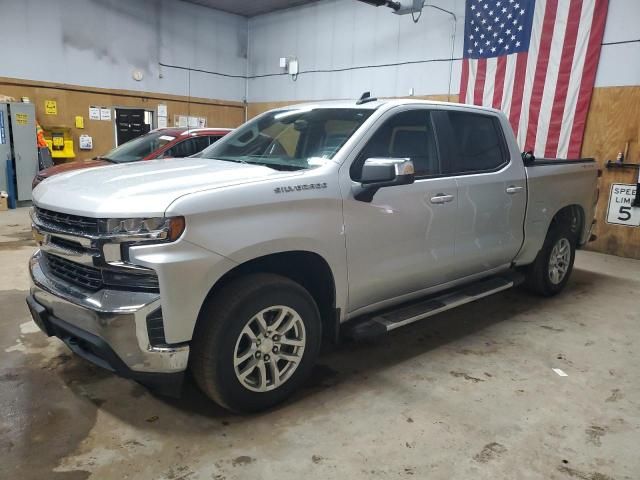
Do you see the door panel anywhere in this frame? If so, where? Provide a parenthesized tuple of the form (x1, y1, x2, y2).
(435, 110, 526, 277)
(343, 178, 457, 312)
(10, 103, 38, 201)
(115, 109, 150, 146)
(454, 166, 526, 276)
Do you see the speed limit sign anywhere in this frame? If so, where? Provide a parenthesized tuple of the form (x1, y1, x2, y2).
(606, 183, 640, 227)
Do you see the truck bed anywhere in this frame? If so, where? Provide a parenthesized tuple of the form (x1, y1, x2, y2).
(514, 157, 599, 266)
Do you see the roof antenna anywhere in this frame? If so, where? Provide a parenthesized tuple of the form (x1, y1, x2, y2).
(356, 91, 378, 105)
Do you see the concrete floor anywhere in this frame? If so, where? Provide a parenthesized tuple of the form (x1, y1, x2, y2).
(1, 207, 638, 480)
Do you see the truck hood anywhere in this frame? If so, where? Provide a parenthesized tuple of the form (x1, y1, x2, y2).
(32, 158, 289, 217)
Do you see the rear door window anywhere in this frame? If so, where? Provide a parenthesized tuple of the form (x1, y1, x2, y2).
(440, 112, 507, 174)
(164, 136, 211, 157)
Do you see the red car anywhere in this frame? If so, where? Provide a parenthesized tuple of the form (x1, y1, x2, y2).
(33, 127, 232, 188)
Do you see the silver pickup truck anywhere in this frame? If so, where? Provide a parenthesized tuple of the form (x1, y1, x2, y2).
(27, 98, 598, 412)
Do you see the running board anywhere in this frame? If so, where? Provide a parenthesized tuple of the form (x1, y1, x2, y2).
(347, 272, 525, 340)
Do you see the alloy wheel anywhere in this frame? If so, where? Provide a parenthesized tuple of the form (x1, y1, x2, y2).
(233, 305, 306, 392)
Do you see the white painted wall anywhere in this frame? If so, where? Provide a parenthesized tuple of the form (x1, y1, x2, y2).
(596, 0, 640, 87)
(247, 0, 640, 103)
(0, 0, 248, 102)
(248, 0, 466, 102)
(2, 0, 638, 104)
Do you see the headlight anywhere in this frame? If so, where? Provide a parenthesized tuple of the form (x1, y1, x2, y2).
(100, 216, 185, 242)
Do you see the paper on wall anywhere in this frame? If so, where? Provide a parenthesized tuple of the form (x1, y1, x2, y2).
(157, 104, 168, 117)
(79, 135, 93, 150)
(157, 116, 168, 128)
(89, 106, 100, 120)
(100, 108, 112, 121)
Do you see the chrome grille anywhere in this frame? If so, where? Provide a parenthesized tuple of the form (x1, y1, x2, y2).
(35, 207, 100, 235)
(44, 253, 103, 291)
(42, 253, 160, 293)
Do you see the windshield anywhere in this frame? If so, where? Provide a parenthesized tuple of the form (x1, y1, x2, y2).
(199, 108, 374, 170)
(103, 131, 176, 163)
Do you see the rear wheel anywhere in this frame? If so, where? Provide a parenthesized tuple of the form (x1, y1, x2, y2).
(191, 273, 322, 412)
(524, 223, 576, 296)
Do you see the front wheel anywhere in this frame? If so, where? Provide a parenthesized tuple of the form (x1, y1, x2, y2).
(524, 224, 576, 296)
(191, 273, 322, 412)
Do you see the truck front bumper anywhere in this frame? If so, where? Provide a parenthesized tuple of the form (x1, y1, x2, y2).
(27, 251, 189, 396)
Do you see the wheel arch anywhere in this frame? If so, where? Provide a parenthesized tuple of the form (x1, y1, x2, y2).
(197, 250, 340, 346)
(515, 203, 586, 267)
(549, 204, 585, 243)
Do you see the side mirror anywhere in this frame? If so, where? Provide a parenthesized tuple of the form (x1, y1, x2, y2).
(522, 151, 535, 165)
(354, 158, 415, 202)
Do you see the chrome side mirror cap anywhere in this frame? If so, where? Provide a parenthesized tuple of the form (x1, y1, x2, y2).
(355, 158, 415, 202)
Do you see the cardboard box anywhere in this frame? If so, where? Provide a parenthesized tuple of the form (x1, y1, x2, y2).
(0, 192, 8, 211)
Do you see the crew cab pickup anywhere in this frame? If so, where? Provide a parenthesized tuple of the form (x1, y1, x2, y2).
(27, 98, 598, 412)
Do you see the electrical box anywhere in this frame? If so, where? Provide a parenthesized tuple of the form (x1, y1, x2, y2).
(288, 59, 299, 76)
(0, 102, 38, 201)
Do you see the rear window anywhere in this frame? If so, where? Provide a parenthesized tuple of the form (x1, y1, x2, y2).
(445, 112, 506, 174)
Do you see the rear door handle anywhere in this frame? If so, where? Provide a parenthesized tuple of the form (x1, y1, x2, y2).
(430, 193, 455, 204)
(506, 186, 524, 194)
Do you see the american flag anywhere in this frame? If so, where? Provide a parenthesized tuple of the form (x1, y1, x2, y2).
(459, 0, 609, 158)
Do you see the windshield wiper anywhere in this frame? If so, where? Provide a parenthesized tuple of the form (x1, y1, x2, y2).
(95, 155, 116, 163)
(209, 157, 248, 165)
(250, 162, 305, 171)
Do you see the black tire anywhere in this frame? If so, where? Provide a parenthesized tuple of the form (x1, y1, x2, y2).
(190, 273, 322, 413)
(524, 223, 577, 296)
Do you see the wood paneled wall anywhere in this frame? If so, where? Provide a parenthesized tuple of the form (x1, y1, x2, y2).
(0, 77, 246, 160)
(581, 86, 640, 259)
(248, 88, 640, 259)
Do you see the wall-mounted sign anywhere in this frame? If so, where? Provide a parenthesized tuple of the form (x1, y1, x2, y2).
(79, 134, 93, 150)
(89, 106, 100, 120)
(15, 113, 28, 125)
(100, 108, 112, 121)
(44, 100, 57, 115)
(176, 115, 188, 128)
(174, 114, 206, 128)
(606, 183, 640, 227)
(157, 104, 167, 117)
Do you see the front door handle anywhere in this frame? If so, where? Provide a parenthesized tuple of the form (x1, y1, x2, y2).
(506, 186, 524, 194)
(430, 193, 455, 204)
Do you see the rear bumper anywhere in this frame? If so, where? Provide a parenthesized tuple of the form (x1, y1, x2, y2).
(28, 251, 189, 395)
